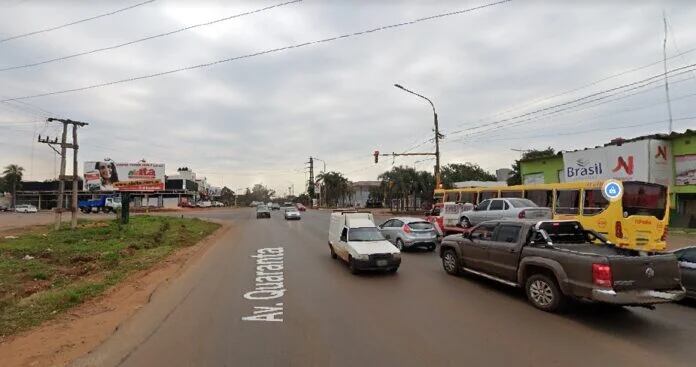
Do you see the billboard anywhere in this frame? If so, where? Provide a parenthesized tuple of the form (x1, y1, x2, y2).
(84, 161, 165, 192)
(675, 154, 696, 185)
(562, 139, 672, 185)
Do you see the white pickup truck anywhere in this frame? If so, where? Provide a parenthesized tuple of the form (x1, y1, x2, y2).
(328, 211, 401, 274)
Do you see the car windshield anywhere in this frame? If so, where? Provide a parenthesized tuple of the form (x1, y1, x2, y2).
(349, 227, 385, 242)
(508, 199, 537, 208)
(408, 221, 433, 230)
(257, 205, 268, 210)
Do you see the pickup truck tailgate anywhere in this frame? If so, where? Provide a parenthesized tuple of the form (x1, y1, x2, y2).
(608, 254, 682, 291)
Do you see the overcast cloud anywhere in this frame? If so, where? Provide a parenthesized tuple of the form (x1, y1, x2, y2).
(1, 0, 696, 195)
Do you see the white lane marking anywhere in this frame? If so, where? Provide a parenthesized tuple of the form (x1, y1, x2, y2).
(242, 247, 285, 322)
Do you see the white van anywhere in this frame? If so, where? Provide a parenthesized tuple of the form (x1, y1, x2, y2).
(328, 211, 401, 274)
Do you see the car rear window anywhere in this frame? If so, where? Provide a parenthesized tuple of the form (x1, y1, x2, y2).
(408, 222, 433, 230)
(507, 198, 537, 208)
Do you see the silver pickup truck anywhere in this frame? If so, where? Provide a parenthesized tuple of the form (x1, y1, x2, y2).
(440, 219, 685, 312)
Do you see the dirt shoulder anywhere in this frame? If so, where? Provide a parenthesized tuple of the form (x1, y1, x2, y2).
(0, 219, 231, 367)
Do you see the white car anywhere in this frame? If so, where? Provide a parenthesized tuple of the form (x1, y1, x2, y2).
(327, 211, 401, 274)
(284, 207, 301, 220)
(15, 204, 38, 213)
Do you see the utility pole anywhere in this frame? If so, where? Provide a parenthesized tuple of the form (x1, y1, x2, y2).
(307, 157, 315, 202)
(393, 84, 443, 188)
(38, 118, 88, 230)
(662, 11, 674, 133)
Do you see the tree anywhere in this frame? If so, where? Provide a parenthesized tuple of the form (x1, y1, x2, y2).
(507, 148, 556, 185)
(3, 164, 24, 207)
(248, 184, 275, 203)
(220, 187, 235, 206)
(378, 166, 434, 210)
(440, 163, 496, 189)
(317, 171, 352, 207)
(296, 193, 310, 206)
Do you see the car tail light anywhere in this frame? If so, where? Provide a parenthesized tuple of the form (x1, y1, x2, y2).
(592, 263, 612, 288)
(661, 226, 668, 242)
(402, 224, 412, 234)
(615, 221, 623, 239)
(518, 210, 526, 219)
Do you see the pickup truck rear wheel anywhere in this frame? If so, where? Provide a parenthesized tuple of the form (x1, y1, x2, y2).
(525, 274, 566, 312)
(442, 248, 460, 275)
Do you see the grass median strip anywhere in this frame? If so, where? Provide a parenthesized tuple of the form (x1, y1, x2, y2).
(0, 216, 220, 338)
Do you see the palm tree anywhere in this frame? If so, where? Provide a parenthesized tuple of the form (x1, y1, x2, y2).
(317, 171, 352, 207)
(3, 164, 24, 208)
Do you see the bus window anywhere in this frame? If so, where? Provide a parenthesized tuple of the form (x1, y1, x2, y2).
(460, 192, 476, 204)
(622, 182, 667, 220)
(583, 189, 608, 215)
(555, 190, 580, 215)
(445, 191, 459, 202)
(479, 191, 498, 201)
(525, 190, 552, 207)
(501, 190, 523, 198)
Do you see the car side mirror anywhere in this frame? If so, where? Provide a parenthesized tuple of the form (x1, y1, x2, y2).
(340, 235, 347, 242)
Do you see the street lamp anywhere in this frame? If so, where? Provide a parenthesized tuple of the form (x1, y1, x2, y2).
(394, 84, 442, 188)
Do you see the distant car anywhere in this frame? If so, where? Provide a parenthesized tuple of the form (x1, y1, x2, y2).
(15, 204, 38, 213)
(0, 204, 9, 212)
(256, 205, 271, 219)
(379, 217, 438, 251)
(284, 207, 301, 220)
(296, 203, 306, 211)
(271, 203, 281, 210)
(673, 246, 696, 300)
(460, 198, 551, 227)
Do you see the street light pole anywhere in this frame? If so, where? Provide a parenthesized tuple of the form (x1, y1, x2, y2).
(394, 84, 442, 188)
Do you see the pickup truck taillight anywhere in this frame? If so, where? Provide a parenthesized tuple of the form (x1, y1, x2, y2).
(518, 210, 526, 219)
(615, 221, 623, 239)
(402, 224, 412, 234)
(592, 263, 613, 288)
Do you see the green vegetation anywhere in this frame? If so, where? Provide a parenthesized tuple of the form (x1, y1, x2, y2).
(0, 216, 219, 337)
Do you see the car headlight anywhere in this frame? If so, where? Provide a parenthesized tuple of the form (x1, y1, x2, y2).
(354, 253, 369, 261)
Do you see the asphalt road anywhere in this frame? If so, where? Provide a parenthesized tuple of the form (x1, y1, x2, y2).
(72, 208, 696, 367)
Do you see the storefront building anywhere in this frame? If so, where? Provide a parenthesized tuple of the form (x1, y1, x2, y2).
(519, 130, 696, 227)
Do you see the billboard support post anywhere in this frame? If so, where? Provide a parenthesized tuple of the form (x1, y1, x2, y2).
(121, 193, 130, 225)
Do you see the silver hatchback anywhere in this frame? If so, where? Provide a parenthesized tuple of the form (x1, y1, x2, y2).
(379, 217, 438, 251)
(460, 198, 551, 227)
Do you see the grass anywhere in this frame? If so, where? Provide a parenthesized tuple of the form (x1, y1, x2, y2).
(0, 216, 219, 338)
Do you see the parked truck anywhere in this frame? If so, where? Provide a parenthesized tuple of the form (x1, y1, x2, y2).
(439, 219, 685, 312)
(78, 195, 121, 213)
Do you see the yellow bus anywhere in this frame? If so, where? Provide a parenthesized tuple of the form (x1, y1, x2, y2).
(434, 180, 670, 252)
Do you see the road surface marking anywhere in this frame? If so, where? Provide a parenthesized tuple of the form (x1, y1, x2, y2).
(242, 247, 285, 322)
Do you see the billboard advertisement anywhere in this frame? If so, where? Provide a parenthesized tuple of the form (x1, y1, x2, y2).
(562, 139, 672, 185)
(84, 161, 165, 192)
(675, 154, 696, 185)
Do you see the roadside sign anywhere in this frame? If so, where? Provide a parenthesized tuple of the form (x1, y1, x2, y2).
(602, 179, 623, 202)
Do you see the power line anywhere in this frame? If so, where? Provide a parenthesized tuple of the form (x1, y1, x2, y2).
(443, 63, 696, 139)
(0, 0, 512, 102)
(0, 0, 156, 44)
(0, 0, 303, 72)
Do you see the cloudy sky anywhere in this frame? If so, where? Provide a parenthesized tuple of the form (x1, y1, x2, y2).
(1, 0, 695, 195)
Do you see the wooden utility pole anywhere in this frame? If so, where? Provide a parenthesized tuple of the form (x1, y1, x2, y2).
(38, 118, 88, 230)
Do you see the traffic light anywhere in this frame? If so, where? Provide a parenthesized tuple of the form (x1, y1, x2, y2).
(374, 150, 379, 163)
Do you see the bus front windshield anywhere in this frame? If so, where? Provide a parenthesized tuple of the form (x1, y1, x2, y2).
(621, 182, 667, 220)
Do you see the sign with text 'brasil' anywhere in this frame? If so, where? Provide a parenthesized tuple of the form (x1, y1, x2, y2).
(84, 161, 165, 192)
(562, 139, 672, 186)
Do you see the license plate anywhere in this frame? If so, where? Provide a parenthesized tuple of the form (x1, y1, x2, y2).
(376, 260, 388, 266)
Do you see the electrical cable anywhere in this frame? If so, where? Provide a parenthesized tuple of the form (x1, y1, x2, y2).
(0, 0, 157, 44)
(0, 0, 512, 102)
(0, 0, 304, 72)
